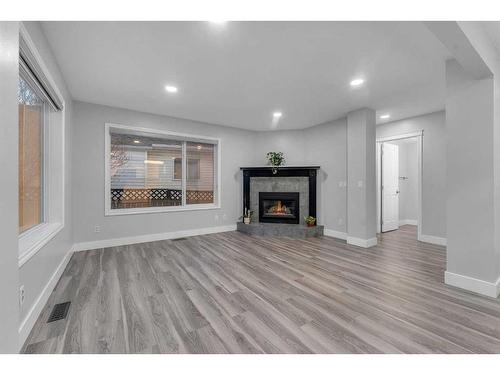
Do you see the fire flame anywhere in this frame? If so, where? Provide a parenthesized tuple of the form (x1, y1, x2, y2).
(269, 200, 287, 215)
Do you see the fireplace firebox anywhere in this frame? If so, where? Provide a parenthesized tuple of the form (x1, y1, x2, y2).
(259, 192, 300, 224)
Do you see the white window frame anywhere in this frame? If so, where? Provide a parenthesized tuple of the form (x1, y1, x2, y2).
(18, 24, 65, 267)
(105, 123, 221, 216)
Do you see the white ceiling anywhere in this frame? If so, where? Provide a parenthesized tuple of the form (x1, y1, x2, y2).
(41, 21, 450, 131)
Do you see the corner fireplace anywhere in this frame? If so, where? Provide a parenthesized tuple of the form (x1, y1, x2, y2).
(259, 192, 300, 224)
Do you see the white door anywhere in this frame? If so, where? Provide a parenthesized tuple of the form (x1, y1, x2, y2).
(382, 143, 399, 232)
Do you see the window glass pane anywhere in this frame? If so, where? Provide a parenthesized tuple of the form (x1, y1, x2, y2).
(110, 131, 183, 209)
(173, 158, 182, 180)
(186, 142, 215, 205)
(188, 159, 200, 180)
(18, 77, 44, 233)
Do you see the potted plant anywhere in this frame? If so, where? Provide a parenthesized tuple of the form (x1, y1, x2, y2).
(240, 207, 253, 224)
(304, 216, 316, 227)
(266, 151, 285, 174)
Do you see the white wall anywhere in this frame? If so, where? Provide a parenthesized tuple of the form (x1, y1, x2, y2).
(0, 21, 21, 353)
(72, 101, 256, 245)
(377, 111, 446, 239)
(17, 22, 75, 346)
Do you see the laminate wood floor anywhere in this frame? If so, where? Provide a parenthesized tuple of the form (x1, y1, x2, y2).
(22, 225, 500, 353)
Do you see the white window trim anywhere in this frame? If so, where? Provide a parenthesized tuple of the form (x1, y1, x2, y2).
(105, 123, 221, 216)
(18, 24, 65, 267)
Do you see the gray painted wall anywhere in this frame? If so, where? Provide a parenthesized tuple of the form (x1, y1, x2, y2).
(252, 119, 348, 234)
(446, 59, 496, 282)
(376, 111, 446, 239)
(347, 108, 377, 241)
(72, 101, 256, 243)
(18, 22, 75, 337)
(254, 130, 306, 166)
(456, 22, 500, 290)
(304, 119, 348, 234)
(72, 110, 350, 243)
(0, 21, 21, 353)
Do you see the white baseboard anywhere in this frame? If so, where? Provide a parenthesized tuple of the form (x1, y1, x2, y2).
(399, 219, 418, 226)
(324, 229, 347, 240)
(18, 245, 74, 350)
(419, 234, 447, 246)
(73, 224, 237, 252)
(445, 271, 500, 298)
(347, 236, 378, 248)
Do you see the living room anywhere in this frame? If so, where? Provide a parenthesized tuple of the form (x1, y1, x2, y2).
(1, 1, 500, 371)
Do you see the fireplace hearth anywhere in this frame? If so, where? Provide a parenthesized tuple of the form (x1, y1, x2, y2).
(259, 192, 299, 224)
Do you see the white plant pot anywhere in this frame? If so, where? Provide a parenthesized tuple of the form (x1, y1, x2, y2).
(243, 217, 251, 224)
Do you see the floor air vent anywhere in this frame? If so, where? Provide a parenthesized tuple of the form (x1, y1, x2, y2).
(47, 302, 71, 323)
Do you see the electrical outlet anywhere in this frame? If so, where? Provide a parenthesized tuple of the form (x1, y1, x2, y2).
(94, 225, 101, 233)
(19, 285, 25, 307)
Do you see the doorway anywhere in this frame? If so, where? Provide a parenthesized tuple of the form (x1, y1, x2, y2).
(376, 131, 423, 238)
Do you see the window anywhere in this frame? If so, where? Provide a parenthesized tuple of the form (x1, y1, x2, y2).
(174, 158, 200, 180)
(18, 76, 45, 233)
(188, 159, 200, 180)
(18, 25, 65, 266)
(173, 158, 182, 180)
(106, 124, 219, 214)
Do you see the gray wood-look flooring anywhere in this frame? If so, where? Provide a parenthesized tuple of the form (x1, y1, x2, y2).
(22, 225, 500, 353)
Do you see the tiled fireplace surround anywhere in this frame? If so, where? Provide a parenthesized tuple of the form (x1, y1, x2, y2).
(237, 166, 324, 238)
(250, 177, 309, 225)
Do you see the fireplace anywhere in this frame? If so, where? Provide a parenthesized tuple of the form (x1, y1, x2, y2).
(259, 192, 300, 224)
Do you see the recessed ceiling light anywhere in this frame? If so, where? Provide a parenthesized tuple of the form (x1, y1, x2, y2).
(133, 140, 141, 144)
(165, 85, 178, 93)
(273, 112, 282, 119)
(350, 78, 365, 87)
(197, 145, 202, 150)
(380, 114, 391, 119)
(209, 20, 227, 25)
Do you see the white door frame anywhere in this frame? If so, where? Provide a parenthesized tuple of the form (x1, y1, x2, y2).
(376, 130, 423, 241)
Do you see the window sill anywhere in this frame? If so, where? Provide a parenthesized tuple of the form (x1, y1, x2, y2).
(18, 222, 64, 267)
(105, 203, 221, 216)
